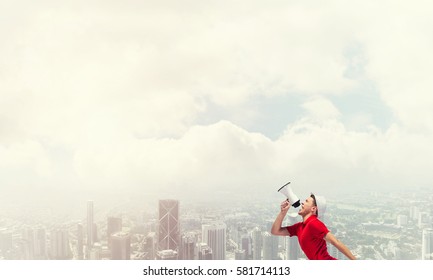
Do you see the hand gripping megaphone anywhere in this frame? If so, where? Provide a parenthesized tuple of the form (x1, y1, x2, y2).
(277, 182, 300, 208)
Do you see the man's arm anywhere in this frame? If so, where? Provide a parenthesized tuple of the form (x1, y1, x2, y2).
(271, 200, 291, 236)
(324, 232, 356, 260)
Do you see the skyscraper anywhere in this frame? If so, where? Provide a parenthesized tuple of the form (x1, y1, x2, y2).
(422, 228, 433, 260)
(202, 222, 226, 260)
(77, 223, 84, 260)
(252, 227, 262, 260)
(111, 232, 131, 260)
(158, 199, 180, 252)
(144, 232, 157, 260)
(286, 236, 300, 260)
(262, 232, 279, 260)
(180, 232, 197, 260)
(87, 201, 94, 248)
(241, 235, 252, 260)
(286, 213, 300, 260)
(50, 228, 71, 260)
(107, 216, 122, 249)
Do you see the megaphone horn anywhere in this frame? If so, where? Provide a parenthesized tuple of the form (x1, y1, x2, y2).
(277, 182, 301, 208)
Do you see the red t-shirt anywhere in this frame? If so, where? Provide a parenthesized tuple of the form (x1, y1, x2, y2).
(285, 215, 336, 260)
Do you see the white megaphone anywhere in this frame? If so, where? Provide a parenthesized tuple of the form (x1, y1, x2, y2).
(277, 182, 300, 208)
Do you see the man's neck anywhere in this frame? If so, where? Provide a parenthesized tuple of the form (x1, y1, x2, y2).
(302, 213, 313, 223)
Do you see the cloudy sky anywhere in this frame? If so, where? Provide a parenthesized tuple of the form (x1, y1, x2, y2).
(2, 0, 433, 201)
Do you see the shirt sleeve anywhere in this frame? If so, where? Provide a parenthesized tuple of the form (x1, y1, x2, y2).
(285, 222, 301, 237)
(310, 220, 330, 239)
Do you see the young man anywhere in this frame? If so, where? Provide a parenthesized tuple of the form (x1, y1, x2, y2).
(271, 193, 356, 260)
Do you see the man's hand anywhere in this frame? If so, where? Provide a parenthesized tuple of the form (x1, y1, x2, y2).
(280, 200, 290, 213)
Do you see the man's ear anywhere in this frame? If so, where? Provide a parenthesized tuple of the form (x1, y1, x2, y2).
(312, 206, 317, 215)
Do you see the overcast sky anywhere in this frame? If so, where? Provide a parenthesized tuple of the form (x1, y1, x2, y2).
(2, 0, 433, 202)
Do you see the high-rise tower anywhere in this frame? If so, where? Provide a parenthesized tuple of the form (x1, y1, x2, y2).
(77, 223, 84, 260)
(111, 232, 131, 260)
(50, 228, 71, 260)
(262, 232, 279, 260)
(422, 228, 433, 260)
(202, 222, 226, 260)
(252, 227, 262, 260)
(87, 201, 94, 248)
(286, 213, 300, 260)
(107, 217, 122, 249)
(158, 199, 180, 251)
(180, 232, 197, 260)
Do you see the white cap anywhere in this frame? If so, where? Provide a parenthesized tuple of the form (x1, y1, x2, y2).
(314, 195, 327, 219)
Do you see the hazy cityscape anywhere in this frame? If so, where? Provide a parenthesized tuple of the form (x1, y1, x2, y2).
(1, 187, 433, 261)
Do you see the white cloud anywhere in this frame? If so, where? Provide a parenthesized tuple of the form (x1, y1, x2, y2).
(350, 1, 433, 132)
(72, 120, 278, 195)
(2, 1, 433, 199)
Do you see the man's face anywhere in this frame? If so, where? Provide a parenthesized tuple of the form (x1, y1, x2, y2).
(298, 196, 317, 217)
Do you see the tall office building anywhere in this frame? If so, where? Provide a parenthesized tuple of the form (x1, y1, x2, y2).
(21, 227, 46, 259)
(262, 232, 279, 260)
(50, 229, 71, 260)
(77, 223, 84, 260)
(229, 224, 241, 245)
(252, 227, 262, 260)
(107, 217, 122, 248)
(92, 224, 99, 244)
(144, 232, 157, 260)
(241, 235, 252, 260)
(87, 201, 94, 248)
(202, 222, 226, 260)
(286, 236, 300, 260)
(111, 232, 131, 260)
(158, 199, 180, 251)
(286, 213, 300, 260)
(422, 228, 433, 260)
(180, 232, 197, 260)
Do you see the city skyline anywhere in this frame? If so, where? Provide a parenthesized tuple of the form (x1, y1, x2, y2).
(1, 188, 433, 260)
